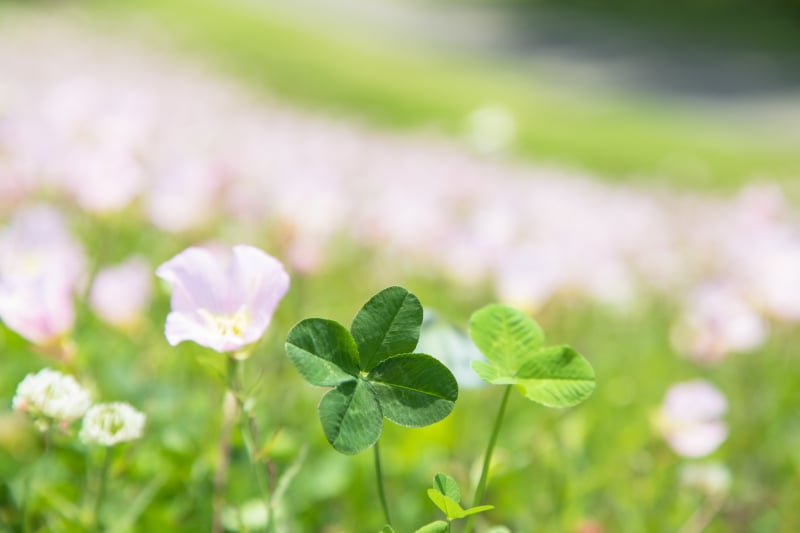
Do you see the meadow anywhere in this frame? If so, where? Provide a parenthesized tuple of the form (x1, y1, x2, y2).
(1, 2, 799, 532)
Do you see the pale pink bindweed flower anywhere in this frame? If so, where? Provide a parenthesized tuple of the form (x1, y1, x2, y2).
(156, 245, 290, 355)
(745, 244, 800, 322)
(145, 160, 222, 233)
(89, 256, 153, 329)
(656, 379, 728, 458)
(0, 204, 86, 291)
(0, 276, 75, 347)
(0, 205, 84, 352)
(670, 282, 766, 364)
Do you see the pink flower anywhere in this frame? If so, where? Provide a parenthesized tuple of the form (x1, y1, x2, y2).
(0, 276, 75, 345)
(89, 256, 153, 329)
(0, 205, 85, 351)
(0, 204, 87, 292)
(656, 380, 728, 458)
(156, 245, 289, 354)
(670, 283, 766, 364)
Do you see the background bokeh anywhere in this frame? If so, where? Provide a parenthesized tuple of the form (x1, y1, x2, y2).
(1, 0, 800, 531)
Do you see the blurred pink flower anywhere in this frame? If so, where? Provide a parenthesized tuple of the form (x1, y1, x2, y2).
(656, 379, 728, 458)
(0, 276, 75, 346)
(0, 205, 84, 354)
(670, 283, 766, 364)
(145, 160, 221, 233)
(156, 245, 289, 354)
(0, 204, 87, 292)
(90, 256, 153, 329)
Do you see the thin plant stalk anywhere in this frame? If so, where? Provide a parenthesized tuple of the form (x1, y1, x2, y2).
(212, 390, 237, 533)
(678, 494, 726, 533)
(464, 384, 512, 533)
(373, 440, 392, 527)
(226, 356, 274, 532)
(22, 426, 54, 533)
(92, 447, 111, 532)
(21, 470, 32, 533)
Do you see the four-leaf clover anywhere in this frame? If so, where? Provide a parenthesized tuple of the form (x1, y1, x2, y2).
(286, 287, 459, 454)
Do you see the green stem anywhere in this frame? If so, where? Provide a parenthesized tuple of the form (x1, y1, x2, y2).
(464, 385, 512, 533)
(212, 390, 236, 533)
(373, 440, 392, 527)
(678, 494, 726, 533)
(93, 447, 111, 532)
(227, 357, 274, 532)
(22, 426, 55, 532)
(21, 473, 32, 533)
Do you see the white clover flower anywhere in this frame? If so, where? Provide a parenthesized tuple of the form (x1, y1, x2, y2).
(12, 368, 91, 428)
(80, 402, 146, 446)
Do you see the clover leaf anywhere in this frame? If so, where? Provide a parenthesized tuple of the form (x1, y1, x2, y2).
(286, 286, 459, 454)
(469, 304, 595, 407)
(414, 521, 449, 533)
(418, 473, 493, 532)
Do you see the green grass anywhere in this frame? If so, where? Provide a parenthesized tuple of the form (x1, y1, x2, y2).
(81, 0, 800, 191)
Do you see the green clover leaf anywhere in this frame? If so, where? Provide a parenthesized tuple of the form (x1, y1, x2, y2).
(351, 285, 423, 371)
(433, 472, 461, 503)
(286, 287, 459, 454)
(426, 473, 494, 522)
(414, 521, 449, 533)
(469, 304, 595, 407)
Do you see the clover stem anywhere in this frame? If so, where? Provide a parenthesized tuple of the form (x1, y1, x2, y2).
(464, 384, 512, 533)
(374, 440, 392, 527)
(21, 426, 54, 532)
(92, 447, 111, 532)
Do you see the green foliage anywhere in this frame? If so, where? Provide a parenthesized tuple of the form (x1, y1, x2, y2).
(469, 304, 595, 407)
(415, 520, 449, 533)
(421, 472, 494, 529)
(433, 472, 460, 502)
(286, 287, 458, 454)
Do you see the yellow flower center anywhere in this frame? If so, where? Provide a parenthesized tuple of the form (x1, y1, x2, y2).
(198, 306, 251, 340)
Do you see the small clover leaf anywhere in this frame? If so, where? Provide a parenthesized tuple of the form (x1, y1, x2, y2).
(469, 305, 595, 407)
(414, 521, 449, 533)
(426, 473, 494, 523)
(433, 473, 460, 503)
(427, 490, 463, 521)
(285, 287, 458, 455)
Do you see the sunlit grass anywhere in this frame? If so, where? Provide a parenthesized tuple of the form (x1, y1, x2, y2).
(80, 0, 800, 190)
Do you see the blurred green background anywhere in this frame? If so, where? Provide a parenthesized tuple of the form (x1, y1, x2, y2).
(1, 0, 800, 532)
